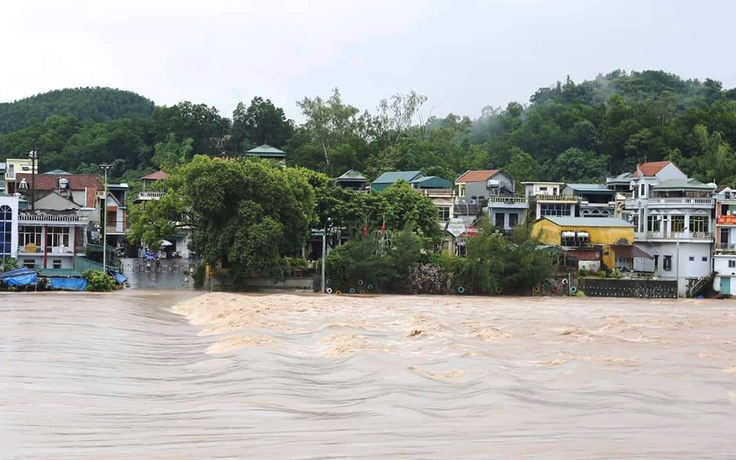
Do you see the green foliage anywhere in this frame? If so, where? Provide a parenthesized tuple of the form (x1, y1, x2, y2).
(609, 268, 623, 279)
(0, 87, 154, 135)
(456, 219, 555, 294)
(579, 268, 589, 278)
(0, 257, 19, 273)
(229, 97, 295, 154)
(192, 264, 206, 289)
(130, 156, 316, 282)
(285, 257, 308, 270)
(326, 229, 424, 292)
(83, 270, 116, 292)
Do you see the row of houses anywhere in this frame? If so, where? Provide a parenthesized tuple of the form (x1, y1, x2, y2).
(0, 156, 170, 271)
(340, 161, 734, 297)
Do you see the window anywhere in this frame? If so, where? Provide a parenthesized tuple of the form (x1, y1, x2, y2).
(438, 207, 450, 223)
(509, 213, 519, 228)
(721, 228, 730, 248)
(52, 259, 62, 269)
(647, 215, 661, 232)
(457, 184, 466, 197)
(23, 259, 35, 269)
(46, 227, 70, 249)
(671, 215, 685, 233)
(0, 205, 12, 257)
(640, 184, 645, 197)
(729, 260, 736, 268)
(495, 212, 505, 228)
(663, 255, 672, 272)
(540, 204, 572, 217)
(20, 226, 42, 249)
(702, 256, 708, 262)
(689, 256, 695, 261)
(689, 215, 708, 234)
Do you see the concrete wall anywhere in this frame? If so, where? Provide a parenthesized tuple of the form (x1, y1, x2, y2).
(656, 163, 687, 181)
(458, 172, 514, 204)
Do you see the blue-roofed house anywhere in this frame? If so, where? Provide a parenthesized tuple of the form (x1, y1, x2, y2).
(370, 171, 424, 192)
(371, 170, 455, 229)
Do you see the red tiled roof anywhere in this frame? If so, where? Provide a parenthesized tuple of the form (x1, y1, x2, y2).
(455, 169, 501, 183)
(142, 170, 169, 181)
(633, 161, 671, 178)
(17, 173, 100, 207)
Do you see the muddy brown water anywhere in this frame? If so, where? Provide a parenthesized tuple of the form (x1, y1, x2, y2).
(1, 291, 735, 459)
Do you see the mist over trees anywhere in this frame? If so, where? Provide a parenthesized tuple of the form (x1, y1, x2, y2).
(1, 70, 736, 186)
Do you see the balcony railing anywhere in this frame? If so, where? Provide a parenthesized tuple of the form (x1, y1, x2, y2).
(19, 213, 89, 224)
(532, 194, 578, 202)
(715, 243, 736, 252)
(136, 191, 166, 201)
(635, 231, 713, 241)
(626, 197, 714, 207)
(487, 196, 528, 204)
(418, 189, 453, 197)
(17, 245, 76, 255)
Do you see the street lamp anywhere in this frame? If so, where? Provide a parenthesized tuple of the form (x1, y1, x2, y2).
(98, 163, 114, 273)
(321, 217, 332, 293)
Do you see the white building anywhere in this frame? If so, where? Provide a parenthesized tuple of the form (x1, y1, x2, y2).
(711, 186, 736, 296)
(623, 161, 716, 296)
(0, 194, 20, 260)
(16, 209, 89, 270)
(522, 182, 577, 220)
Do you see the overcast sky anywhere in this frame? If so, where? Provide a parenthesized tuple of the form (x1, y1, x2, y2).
(2, 0, 735, 122)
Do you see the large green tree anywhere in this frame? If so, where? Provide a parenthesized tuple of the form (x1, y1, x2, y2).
(128, 156, 316, 281)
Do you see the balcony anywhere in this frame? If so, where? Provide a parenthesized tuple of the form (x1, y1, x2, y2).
(418, 188, 453, 198)
(135, 191, 166, 202)
(532, 194, 578, 202)
(105, 222, 130, 234)
(17, 245, 77, 256)
(635, 231, 713, 242)
(486, 196, 529, 208)
(625, 197, 714, 208)
(19, 212, 89, 227)
(715, 243, 736, 252)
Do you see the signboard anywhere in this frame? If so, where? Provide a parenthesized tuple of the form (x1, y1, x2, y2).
(446, 218, 467, 238)
(717, 215, 736, 225)
(463, 226, 478, 237)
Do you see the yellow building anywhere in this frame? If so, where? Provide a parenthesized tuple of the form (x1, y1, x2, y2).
(533, 216, 640, 271)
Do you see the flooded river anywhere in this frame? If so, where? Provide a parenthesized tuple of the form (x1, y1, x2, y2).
(1, 291, 735, 459)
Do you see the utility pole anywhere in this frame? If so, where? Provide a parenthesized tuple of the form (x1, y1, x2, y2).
(29, 144, 38, 210)
(321, 217, 331, 293)
(98, 163, 113, 274)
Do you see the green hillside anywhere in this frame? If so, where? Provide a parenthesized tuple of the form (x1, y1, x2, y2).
(0, 87, 155, 134)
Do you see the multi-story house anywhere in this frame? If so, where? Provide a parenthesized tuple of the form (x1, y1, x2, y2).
(561, 184, 616, 218)
(623, 161, 715, 296)
(16, 208, 89, 270)
(4, 158, 37, 193)
(455, 170, 527, 231)
(523, 181, 578, 220)
(135, 170, 169, 204)
(712, 186, 736, 296)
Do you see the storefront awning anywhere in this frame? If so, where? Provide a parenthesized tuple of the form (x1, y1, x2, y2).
(612, 245, 654, 259)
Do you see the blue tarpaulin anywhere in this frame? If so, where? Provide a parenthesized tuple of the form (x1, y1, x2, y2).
(110, 271, 128, 285)
(48, 277, 88, 291)
(0, 267, 38, 287)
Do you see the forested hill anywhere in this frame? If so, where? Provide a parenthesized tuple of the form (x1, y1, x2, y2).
(1, 70, 736, 188)
(0, 87, 155, 134)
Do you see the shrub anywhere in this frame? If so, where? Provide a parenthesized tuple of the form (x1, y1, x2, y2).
(83, 270, 116, 292)
(285, 257, 308, 270)
(579, 268, 589, 277)
(0, 257, 19, 273)
(609, 268, 623, 279)
(408, 264, 449, 294)
(192, 264, 206, 289)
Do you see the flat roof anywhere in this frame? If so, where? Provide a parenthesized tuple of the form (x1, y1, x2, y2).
(539, 216, 634, 227)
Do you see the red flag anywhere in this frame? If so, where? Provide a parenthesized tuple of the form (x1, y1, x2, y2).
(363, 222, 369, 238)
(381, 218, 386, 234)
